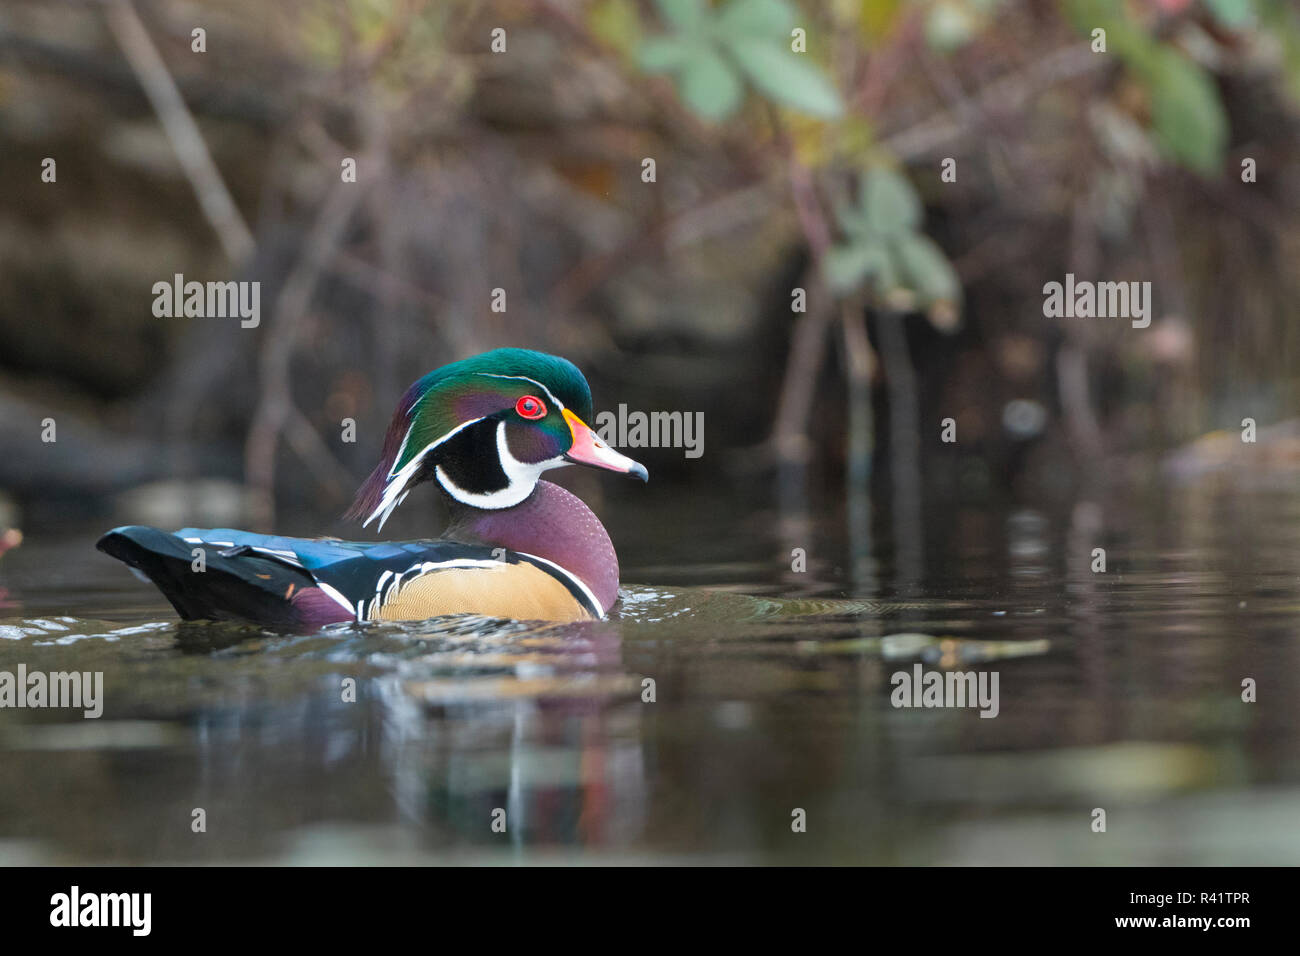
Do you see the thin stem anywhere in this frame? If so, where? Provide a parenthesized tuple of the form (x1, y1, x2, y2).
(875, 309, 924, 595)
(103, 0, 254, 264)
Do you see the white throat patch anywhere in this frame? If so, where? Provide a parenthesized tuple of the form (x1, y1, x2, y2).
(435, 421, 565, 510)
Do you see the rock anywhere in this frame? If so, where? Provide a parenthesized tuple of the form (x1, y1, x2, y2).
(113, 479, 254, 528)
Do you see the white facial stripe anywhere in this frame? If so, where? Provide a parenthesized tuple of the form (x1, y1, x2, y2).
(386, 416, 480, 480)
(387, 428, 411, 479)
(496, 419, 552, 485)
(366, 450, 427, 531)
(434, 422, 566, 510)
(365, 416, 486, 530)
(474, 373, 568, 413)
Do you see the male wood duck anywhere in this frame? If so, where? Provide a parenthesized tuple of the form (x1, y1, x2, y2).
(97, 349, 647, 630)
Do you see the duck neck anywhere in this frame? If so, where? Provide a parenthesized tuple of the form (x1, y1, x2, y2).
(440, 479, 619, 613)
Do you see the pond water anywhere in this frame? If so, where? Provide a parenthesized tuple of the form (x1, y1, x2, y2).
(0, 477, 1297, 864)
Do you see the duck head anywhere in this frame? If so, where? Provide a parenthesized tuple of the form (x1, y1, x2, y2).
(347, 348, 647, 530)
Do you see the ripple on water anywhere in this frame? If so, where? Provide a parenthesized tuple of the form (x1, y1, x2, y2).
(1, 482, 1298, 864)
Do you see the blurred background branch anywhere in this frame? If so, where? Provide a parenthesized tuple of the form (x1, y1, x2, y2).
(102, 0, 254, 263)
(1, 0, 1298, 532)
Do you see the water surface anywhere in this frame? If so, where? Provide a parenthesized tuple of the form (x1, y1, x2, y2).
(1, 480, 1297, 864)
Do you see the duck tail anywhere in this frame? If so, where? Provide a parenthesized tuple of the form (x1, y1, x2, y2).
(96, 526, 315, 629)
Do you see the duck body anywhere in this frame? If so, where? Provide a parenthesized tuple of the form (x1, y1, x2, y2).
(97, 350, 646, 630)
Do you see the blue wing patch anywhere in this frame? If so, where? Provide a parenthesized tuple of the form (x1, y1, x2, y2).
(172, 527, 592, 620)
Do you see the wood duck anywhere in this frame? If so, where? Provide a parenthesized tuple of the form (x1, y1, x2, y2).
(97, 349, 648, 630)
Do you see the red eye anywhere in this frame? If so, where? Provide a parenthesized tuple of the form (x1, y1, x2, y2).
(515, 395, 546, 420)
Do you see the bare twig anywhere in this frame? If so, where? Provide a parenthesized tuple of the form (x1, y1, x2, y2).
(283, 405, 356, 499)
(785, 152, 833, 259)
(771, 269, 833, 465)
(854, 6, 925, 117)
(842, 301, 877, 592)
(102, 0, 255, 263)
(546, 177, 768, 312)
(769, 114, 836, 465)
(244, 167, 373, 525)
(1059, 195, 1106, 467)
(875, 309, 924, 593)
(918, 52, 1015, 195)
(881, 45, 1106, 161)
(1057, 345, 1105, 464)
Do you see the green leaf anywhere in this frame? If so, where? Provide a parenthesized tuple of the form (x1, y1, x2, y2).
(716, 0, 797, 38)
(861, 166, 920, 237)
(1063, 0, 1125, 33)
(824, 241, 896, 294)
(1140, 47, 1228, 175)
(639, 36, 696, 72)
(835, 204, 873, 238)
(1064, 0, 1148, 59)
(677, 48, 744, 120)
(823, 244, 871, 293)
(893, 233, 960, 304)
(656, 0, 707, 32)
(724, 39, 844, 118)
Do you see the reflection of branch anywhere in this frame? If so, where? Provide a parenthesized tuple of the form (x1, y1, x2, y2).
(103, 0, 254, 263)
